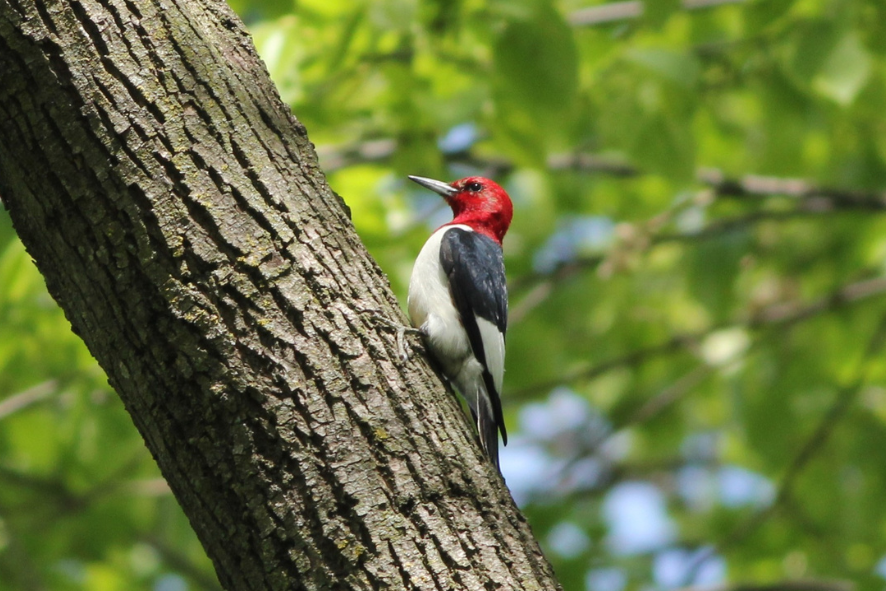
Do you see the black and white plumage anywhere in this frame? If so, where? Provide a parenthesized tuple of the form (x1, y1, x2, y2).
(406, 175, 513, 470)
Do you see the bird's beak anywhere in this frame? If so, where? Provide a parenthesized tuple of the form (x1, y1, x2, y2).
(408, 175, 458, 198)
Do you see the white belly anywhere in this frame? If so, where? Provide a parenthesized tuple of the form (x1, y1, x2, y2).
(407, 225, 474, 375)
(407, 224, 505, 436)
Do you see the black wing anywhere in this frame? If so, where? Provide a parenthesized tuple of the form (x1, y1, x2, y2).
(439, 227, 508, 445)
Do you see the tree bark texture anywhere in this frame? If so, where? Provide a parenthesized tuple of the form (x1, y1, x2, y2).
(0, 0, 561, 589)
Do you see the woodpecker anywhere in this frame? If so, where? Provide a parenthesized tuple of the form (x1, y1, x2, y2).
(407, 175, 513, 470)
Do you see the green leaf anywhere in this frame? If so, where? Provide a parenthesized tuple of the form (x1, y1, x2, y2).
(813, 32, 872, 105)
(744, 0, 795, 34)
(630, 112, 695, 181)
(785, 21, 841, 83)
(642, 0, 680, 27)
(785, 22, 872, 105)
(492, 5, 578, 121)
(625, 48, 700, 89)
(686, 232, 747, 317)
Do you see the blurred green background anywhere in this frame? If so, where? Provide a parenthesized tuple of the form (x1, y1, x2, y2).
(4, 0, 886, 589)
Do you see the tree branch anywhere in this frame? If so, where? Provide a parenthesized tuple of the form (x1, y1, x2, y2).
(509, 171, 886, 321)
(537, 363, 718, 499)
(567, 0, 748, 27)
(510, 276, 886, 399)
(678, 579, 855, 591)
(0, 380, 56, 420)
(319, 139, 886, 226)
(698, 168, 886, 211)
(681, 313, 886, 582)
(319, 134, 886, 217)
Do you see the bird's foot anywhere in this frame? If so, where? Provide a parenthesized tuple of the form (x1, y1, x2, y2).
(394, 324, 416, 362)
(359, 309, 422, 363)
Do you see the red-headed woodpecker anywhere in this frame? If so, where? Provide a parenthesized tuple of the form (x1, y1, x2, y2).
(407, 175, 513, 470)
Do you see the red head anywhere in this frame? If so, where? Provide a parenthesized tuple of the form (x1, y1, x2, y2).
(408, 175, 513, 244)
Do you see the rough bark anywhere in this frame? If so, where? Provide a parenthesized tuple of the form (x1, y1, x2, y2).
(0, 0, 560, 590)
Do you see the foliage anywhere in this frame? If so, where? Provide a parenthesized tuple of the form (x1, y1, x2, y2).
(4, 0, 886, 589)
(0, 212, 214, 591)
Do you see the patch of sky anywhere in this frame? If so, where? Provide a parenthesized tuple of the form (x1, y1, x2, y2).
(499, 437, 565, 506)
(421, 195, 454, 230)
(504, 388, 626, 499)
(680, 431, 719, 462)
(54, 559, 86, 585)
(585, 567, 627, 591)
(676, 464, 718, 512)
(604, 481, 676, 555)
(654, 547, 725, 589)
(438, 123, 479, 153)
(534, 215, 615, 274)
(547, 521, 591, 559)
(503, 387, 614, 503)
(155, 574, 189, 591)
(561, 456, 605, 492)
(678, 432, 774, 510)
(519, 386, 594, 441)
(717, 465, 775, 508)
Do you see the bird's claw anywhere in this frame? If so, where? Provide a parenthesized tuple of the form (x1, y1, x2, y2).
(396, 325, 413, 362)
(360, 308, 421, 363)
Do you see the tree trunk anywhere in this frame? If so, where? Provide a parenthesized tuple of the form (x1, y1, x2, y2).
(0, 0, 560, 589)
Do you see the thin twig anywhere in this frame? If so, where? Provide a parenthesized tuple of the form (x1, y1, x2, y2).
(699, 168, 886, 210)
(550, 362, 717, 492)
(319, 137, 886, 212)
(681, 313, 886, 583)
(677, 579, 854, 591)
(509, 330, 705, 399)
(653, 209, 830, 243)
(320, 140, 886, 217)
(0, 380, 57, 420)
(629, 363, 715, 426)
(0, 449, 149, 516)
(509, 276, 886, 399)
(509, 194, 885, 323)
(568, 0, 747, 27)
(123, 478, 172, 496)
(514, 196, 884, 294)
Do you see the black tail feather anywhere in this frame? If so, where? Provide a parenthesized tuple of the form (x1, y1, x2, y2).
(478, 407, 500, 472)
(464, 383, 503, 472)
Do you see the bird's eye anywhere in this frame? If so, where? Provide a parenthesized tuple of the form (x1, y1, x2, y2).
(466, 181, 483, 192)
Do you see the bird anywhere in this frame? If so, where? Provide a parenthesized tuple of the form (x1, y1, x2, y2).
(407, 174, 512, 470)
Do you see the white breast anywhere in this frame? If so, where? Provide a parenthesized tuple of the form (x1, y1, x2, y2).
(407, 225, 474, 374)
